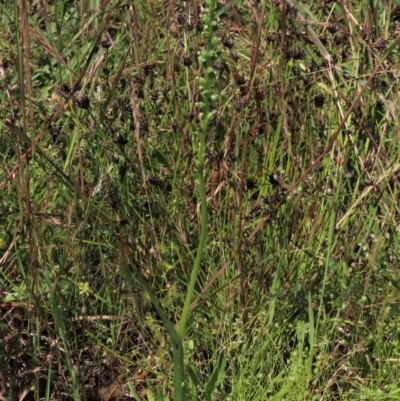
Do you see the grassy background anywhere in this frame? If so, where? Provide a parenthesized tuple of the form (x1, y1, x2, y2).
(1, 0, 400, 400)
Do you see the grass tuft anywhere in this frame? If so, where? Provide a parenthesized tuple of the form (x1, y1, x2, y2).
(2, 0, 400, 400)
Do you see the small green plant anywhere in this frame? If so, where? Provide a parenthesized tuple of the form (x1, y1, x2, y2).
(125, 1, 223, 399)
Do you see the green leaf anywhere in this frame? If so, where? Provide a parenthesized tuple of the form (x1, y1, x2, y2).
(60, 279, 74, 297)
(154, 387, 166, 401)
(204, 353, 226, 400)
(327, 257, 338, 270)
(151, 148, 170, 169)
(4, 293, 18, 302)
(188, 363, 199, 397)
(126, 382, 144, 401)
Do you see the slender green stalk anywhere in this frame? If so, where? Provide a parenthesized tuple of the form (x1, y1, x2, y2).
(178, 0, 218, 339)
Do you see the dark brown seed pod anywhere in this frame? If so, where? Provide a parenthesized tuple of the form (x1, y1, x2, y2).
(100, 39, 112, 49)
(254, 87, 265, 101)
(76, 92, 90, 109)
(333, 30, 348, 44)
(314, 93, 326, 108)
(284, 47, 306, 60)
(183, 55, 194, 66)
(50, 125, 62, 142)
(139, 115, 149, 132)
(230, 49, 239, 61)
(327, 24, 341, 33)
(233, 70, 246, 86)
(318, 34, 328, 45)
(206, 150, 223, 165)
(374, 37, 388, 52)
(222, 35, 234, 48)
(287, 26, 303, 39)
(361, 25, 374, 41)
(176, 14, 187, 25)
(309, 61, 320, 72)
(148, 175, 163, 188)
(245, 177, 258, 191)
(134, 84, 144, 99)
(174, 61, 181, 72)
(234, 97, 248, 111)
(212, 61, 224, 71)
(239, 86, 248, 96)
(62, 82, 70, 93)
(341, 47, 349, 60)
(50, 125, 61, 135)
(113, 134, 129, 148)
(268, 173, 282, 188)
(142, 64, 155, 77)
